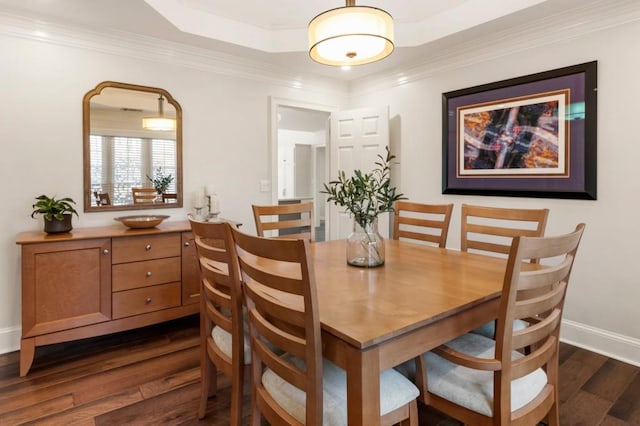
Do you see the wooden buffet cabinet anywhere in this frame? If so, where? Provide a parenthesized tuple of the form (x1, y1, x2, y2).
(16, 221, 200, 376)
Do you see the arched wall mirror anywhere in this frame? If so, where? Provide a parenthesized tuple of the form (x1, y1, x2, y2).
(83, 81, 183, 212)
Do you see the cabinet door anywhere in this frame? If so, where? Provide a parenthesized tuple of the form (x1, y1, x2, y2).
(181, 231, 200, 305)
(22, 238, 111, 337)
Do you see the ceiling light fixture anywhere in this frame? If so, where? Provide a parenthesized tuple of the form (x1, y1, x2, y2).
(142, 94, 176, 131)
(308, 0, 394, 67)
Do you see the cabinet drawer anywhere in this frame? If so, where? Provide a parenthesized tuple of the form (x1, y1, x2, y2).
(112, 282, 180, 319)
(112, 234, 180, 264)
(112, 257, 181, 291)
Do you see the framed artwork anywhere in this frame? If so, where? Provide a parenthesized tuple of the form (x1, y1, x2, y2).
(442, 61, 597, 199)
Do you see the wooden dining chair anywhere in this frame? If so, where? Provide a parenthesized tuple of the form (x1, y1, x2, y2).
(131, 187, 158, 204)
(393, 201, 454, 247)
(461, 204, 550, 339)
(162, 193, 178, 203)
(93, 191, 111, 206)
(231, 227, 420, 426)
(189, 219, 249, 425)
(411, 223, 585, 426)
(252, 202, 314, 241)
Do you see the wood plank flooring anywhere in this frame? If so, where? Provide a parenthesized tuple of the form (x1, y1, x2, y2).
(0, 315, 637, 425)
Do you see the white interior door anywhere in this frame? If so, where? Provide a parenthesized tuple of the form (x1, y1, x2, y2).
(329, 106, 390, 240)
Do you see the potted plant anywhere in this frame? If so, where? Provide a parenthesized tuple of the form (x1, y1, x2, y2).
(323, 146, 405, 267)
(31, 195, 79, 234)
(147, 166, 174, 195)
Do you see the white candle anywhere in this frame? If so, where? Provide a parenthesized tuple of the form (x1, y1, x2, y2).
(192, 191, 205, 208)
(211, 193, 220, 213)
(205, 184, 216, 196)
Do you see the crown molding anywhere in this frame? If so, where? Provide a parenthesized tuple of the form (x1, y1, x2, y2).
(349, 0, 640, 96)
(0, 9, 347, 97)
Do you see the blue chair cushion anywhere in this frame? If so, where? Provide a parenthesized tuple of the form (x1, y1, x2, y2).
(263, 354, 419, 425)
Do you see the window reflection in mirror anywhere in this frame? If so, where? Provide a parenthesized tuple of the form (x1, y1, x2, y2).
(83, 81, 182, 212)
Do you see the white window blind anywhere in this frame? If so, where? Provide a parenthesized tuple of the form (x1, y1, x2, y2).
(90, 135, 176, 206)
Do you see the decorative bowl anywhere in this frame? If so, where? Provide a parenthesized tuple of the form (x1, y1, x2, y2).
(114, 215, 170, 229)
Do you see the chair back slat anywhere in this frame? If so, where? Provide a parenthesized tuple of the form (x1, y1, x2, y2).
(237, 259, 305, 296)
(511, 336, 557, 379)
(512, 308, 562, 350)
(253, 202, 314, 242)
(514, 282, 567, 319)
(517, 258, 573, 291)
(243, 281, 307, 333)
(393, 201, 453, 247)
(466, 239, 512, 256)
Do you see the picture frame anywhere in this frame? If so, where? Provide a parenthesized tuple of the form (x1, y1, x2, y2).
(442, 61, 597, 199)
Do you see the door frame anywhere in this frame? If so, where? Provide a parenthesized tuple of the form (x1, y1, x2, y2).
(268, 97, 337, 226)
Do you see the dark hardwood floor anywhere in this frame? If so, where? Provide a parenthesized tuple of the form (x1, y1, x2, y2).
(0, 315, 638, 425)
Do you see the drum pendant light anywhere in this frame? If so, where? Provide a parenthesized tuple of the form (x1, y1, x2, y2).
(308, 0, 394, 66)
(142, 94, 176, 131)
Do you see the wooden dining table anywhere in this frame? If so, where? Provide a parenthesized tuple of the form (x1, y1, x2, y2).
(310, 239, 508, 425)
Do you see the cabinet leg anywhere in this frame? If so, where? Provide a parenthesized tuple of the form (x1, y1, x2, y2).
(20, 338, 35, 377)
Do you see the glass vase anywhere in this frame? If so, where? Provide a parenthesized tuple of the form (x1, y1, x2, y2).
(347, 218, 385, 267)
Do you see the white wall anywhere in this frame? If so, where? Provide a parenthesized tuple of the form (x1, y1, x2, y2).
(0, 22, 347, 352)
(349, 18, 640, 365)
(277, 129, 322, 199)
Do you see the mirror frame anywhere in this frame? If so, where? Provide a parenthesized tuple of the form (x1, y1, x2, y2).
(82, 81, 183, 212)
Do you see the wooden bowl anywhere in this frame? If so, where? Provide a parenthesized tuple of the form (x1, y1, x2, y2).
(114, 215, 170, 229)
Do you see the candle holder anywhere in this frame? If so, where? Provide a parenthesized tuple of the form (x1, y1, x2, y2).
(193, 206, 206, 221)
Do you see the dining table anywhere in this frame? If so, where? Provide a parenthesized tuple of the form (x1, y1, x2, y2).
(310, 238, 508, 426)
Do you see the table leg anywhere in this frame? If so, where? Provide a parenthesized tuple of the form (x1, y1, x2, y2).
(345, 345, 380, 425)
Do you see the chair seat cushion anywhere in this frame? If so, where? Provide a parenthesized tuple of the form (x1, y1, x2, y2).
(263, 355, 419, 425)
(471, 319, 529, 339)
(424, 333, 547, 417)
(211, 326, 251, 364)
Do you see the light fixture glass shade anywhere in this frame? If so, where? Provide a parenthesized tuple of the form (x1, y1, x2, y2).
(309, 5, 394, 66)
(142, 117, 176, 131)
(142, 94, 176, 131)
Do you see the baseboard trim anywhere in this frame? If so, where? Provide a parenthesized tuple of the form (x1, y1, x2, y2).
(561, 319, 640, 367)
(0, 326, 20, 355)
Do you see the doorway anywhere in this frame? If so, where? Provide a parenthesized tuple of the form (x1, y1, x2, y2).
(270, 98, 334, 242)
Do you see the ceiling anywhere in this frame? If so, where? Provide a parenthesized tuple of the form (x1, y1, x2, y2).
(0, 0, 582, 81)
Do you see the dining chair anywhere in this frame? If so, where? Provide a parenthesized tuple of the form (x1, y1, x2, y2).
(162, 193, 178, 203)
(252, 202, 314, 241)
(392, 201, 454, 247)
(93, 191, 111, 206)
(189, 219, 249, 425)
(405, 223, 585, 426)
(131, 187, 158, 204)
(461, 204, 550, 339)
(231, 227, 420, 426)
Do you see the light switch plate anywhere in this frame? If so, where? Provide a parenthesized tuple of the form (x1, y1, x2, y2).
(260, 179, 271, 192)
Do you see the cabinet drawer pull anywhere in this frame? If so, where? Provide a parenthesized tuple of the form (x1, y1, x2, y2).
(145, 244, 152, 251)
(184, 241, 190, 247)
(103, 249, 110, 255)
(145, 297, 152, 304)
(146, 271, 152, 277)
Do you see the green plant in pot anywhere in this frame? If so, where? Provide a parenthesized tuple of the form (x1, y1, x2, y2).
(323, 146, 405, 267)
(31, 195, 79, 234)
(147, 166, 174, 194)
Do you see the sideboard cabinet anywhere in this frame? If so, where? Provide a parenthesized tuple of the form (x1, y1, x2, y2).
(16, 221, 199, 376)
